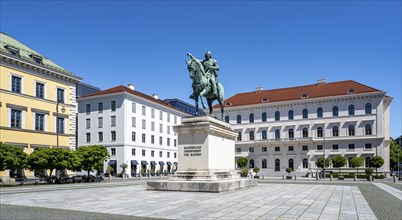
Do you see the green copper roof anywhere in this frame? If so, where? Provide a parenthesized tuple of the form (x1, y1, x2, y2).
(0, 32, 76, 76)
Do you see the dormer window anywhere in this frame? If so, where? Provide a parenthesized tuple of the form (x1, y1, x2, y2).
(30, 54, 43, 64)
(347, 88, 355, 93)
(5, 46, 20, 56)
(225, 102, 232, 106)
(262, 98, 269, 102)
(301, 94, 308, 99)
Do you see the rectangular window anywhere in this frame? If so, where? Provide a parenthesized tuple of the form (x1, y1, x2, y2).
(332, 144, 339, 150)
(56, 117, 64, 133)
(159, 151, 162, 157)
(151, 135, 155, 144)
(262, 147, 267, 152)
(167, 152, 170, 158)
(111, 101, 116, 111)
(302, 145, 308, 151)
(174, 139, 177, 147)
(151, 109, 155, 118)
(174, 116, 177, 124)
(167, 126, 170, 134)
(111, 131, 116, 141)
(98, 132, 103, 142)
(142, 106, 146, 116)
(348, 144, 355, 150)
(86, 133, 90, 143)
(365, 143, 372, 149)
(98, 102, 103, 113)
(151, 150, 154, 157)
(275, 146, 280, 152)
(111, 116, 116, 127)
(132, 132, 136, 142)
(111, 148, 116, 156)
(249, 147, 254, 152)
(11, 76, 21, 93)
(142, 149, 146, 156)
(132, 148, 136, 156)
(142, 119, 146, 129)
(159, 137, 163, 145)
(86, 104, 91, 115)
(317, 145, 323, 151)
(167, 114, 170, 122)
(167, 138, 170, 146)
(35, 82, 44, 98)
(174, 152, 177, 158)
(98, 117, 103, 128)
(132, 102, 136, 113)
(151, 122, 155, 131)
(132, 117, 136, 127)
(160, 111, 163, 120)
(35, 113, 44, 131)
(236, 148, 241, 153)
(288, 146, 294, 151)
(159, 124, 163, 133)
(142, 133, 146, 143)
(86, 118, 90, 129)
(57, 88, 64, 103)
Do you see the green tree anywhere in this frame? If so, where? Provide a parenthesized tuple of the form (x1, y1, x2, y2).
(237, 157, 248, 169)
(286, 167, 293, 175)
(253, 167, 260, 175)
(27, 148, 76, 178)
(74, 145, 110, 179)
(350, 156, 365, 174)
(369, 156, 384, 175)
(390, 138, 401, 171)
(315, 158, 330, 169)
(331, 155, 347, 174)
(0, 143, 28, 173)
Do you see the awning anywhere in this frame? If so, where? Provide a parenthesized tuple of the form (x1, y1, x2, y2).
(159, 161, 165, 165)
(150, 161, 157, 165)
(141, 160, 148, 165)
(108, 160, 117, 165)
(131, 160, 138, 165)
(166, 161, 172, 165)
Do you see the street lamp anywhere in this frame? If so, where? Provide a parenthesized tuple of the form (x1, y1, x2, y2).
(56, 100, 66, 148)
(323, 128, 326, 179)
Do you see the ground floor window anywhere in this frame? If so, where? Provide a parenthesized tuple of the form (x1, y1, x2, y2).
(302, 158, 308, 168)
(249, 159, 254, 168)
(262, 159, 267, 168)
(288, 158, 294, 171)
(275, 159, 280, 171)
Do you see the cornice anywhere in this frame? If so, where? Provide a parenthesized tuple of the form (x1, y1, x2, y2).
(0, 126, 72, 137)
(0, 89, 76, 108)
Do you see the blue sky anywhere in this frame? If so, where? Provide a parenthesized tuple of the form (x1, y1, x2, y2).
(1, 1, 401, 138)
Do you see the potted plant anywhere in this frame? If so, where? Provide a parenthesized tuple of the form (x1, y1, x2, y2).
(120, 163, 128, 180)
(241, 168, 249, 177)
(253, 167, 260, 178)
(141, 168, 146, 177)
(365, 168, 374, 181)
(286, 167, 293, 179)
(106, 165, 114, 181)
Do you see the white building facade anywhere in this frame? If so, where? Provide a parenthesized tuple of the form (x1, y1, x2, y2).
(77, 85, 189, 176)
(211, 80, 392, 176)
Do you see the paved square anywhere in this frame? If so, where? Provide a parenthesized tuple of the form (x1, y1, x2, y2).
(0, 183, 376, 219)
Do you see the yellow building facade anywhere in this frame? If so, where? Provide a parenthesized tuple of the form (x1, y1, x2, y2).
(0, 32, 81, 178)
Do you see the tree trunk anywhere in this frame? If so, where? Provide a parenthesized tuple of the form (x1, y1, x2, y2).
(87, 170, 90, 182)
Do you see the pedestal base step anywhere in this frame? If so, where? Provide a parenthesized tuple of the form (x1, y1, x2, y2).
(147, 179, 257, 193)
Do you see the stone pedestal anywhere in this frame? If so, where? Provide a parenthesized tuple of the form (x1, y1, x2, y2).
(147, 116, 257, 192)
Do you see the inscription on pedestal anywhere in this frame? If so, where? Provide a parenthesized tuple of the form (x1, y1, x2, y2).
(183, 146, 202, 157)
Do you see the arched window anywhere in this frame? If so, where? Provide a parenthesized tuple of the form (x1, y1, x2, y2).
(224, 115, 229, 123)
(348, 105, 355, 116)
(365, 103, 372, 114)
(262, 130, 267, 140)
(249, 131, 255, 141)
(237, 115, 241, 124)
(249, 113, 254, 123)
(317, 127, 323, 137)
(288, 128, 294, 139)
(275, 129, 281, 140)
(288, 110, 294, 120)
(317, 107, 323, 118)
(275, 159, 280, 171)
(302, 127, 309, 137)
(262, 159, 267, 169)
(348, 124, 355, 136)
(332, 125, 339, 137)
(302, 158, 308, 168)
(249, 159, 254, 168)
(302, 109, 308, 119)
(275, 111, 280, 121)
(262, 112, 267, 122)
(332, 106, 339, 117)
(237, 131, 242, 141)
(348, 157, 353, 168)
(288, 159, 294, 171)
(365, 124, 372, 135)
(365, 157, 371, 168)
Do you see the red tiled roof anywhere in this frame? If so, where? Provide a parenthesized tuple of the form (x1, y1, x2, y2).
(80, 85, 187, 114)
(214, 80, 382, 108)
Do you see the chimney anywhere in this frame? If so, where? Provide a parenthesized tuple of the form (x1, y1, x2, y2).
(128, 84, 135, 90)
(256, 86, 263, 92)
(152, 94, 159, 100)
(317, 79, 326, 85)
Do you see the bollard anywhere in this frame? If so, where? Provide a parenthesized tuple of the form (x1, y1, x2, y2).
(148, 174, 151, 180)
(294, 175, 297, 180)
(394, 175, 397, 183)
(139, 173, 142, 180)
(354, 175, 357, 182)
(330, 175, 333, 181)
(262, 174, 264, 179)
(316, 172, 319, 181)
(283, 175, 285, 180)
(368, 175, 372, 182)
(160, 174, 162, 179)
